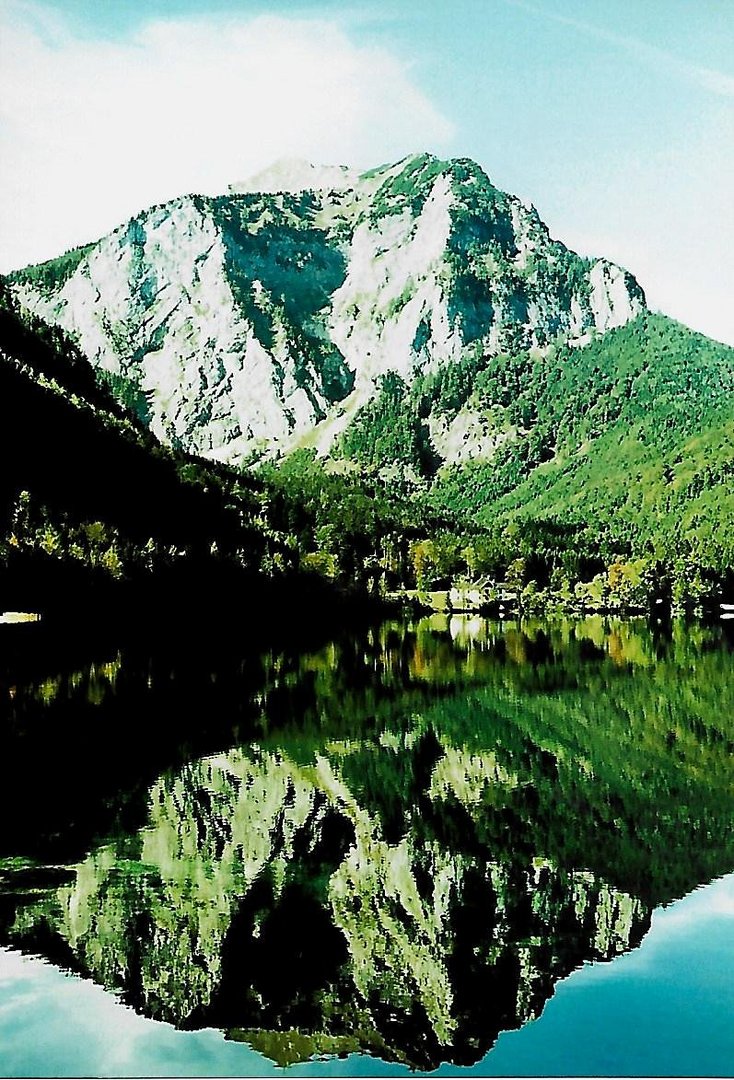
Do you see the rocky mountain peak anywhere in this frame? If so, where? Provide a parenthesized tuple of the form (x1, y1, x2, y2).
(8, 154, 646, 466)
(229, 158, 360, 196)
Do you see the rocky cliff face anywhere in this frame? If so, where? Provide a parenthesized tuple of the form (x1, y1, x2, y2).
(8, 154, 645, 465)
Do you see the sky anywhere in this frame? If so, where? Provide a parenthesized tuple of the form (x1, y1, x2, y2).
(0, 0, 732, 344)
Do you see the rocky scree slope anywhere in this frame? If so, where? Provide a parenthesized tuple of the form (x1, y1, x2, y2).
(7, 154, 645, 466)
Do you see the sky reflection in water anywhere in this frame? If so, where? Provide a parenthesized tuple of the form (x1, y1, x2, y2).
(2, 875, 734, 1077)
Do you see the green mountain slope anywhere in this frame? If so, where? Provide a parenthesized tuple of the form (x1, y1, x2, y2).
(427, 315, 734, 556)
(335, 313, 734, 589)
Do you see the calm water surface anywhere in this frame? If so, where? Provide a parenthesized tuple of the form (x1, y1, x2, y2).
(1, 614, 734, 1076)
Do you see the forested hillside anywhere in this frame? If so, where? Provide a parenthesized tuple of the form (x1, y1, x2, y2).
(426, 315, 734, 546)
(336, 313, 734, 610)
(0, 287, 437, 618)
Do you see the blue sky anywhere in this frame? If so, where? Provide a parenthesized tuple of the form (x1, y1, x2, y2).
(1, 0, 732, 343)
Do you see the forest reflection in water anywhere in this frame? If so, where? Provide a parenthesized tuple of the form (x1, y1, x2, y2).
(1, 613, 734, 1072)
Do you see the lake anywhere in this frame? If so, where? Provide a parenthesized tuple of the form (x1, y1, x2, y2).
(1, 613, 734, 1076)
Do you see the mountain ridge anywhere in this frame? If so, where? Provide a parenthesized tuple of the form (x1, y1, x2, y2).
(7, 153, 645, 466)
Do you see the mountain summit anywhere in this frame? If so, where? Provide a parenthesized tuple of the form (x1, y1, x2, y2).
(228, 158, 360, 195)
(8, 153, 645, 465)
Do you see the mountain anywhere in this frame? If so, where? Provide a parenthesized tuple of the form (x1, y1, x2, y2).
(7, 153, 645, 466)
(6, 152, 734, 610)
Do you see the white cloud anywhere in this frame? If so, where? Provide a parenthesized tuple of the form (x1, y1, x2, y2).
(0, 1, 454, 271)
(555, 102, 734, 348)
(654, 872, 734, 934)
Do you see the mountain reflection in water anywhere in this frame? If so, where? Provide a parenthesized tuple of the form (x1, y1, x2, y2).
(1, 614, 734, 1071)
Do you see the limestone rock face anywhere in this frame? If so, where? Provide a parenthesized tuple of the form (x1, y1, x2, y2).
(9, 154, 646, 464)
